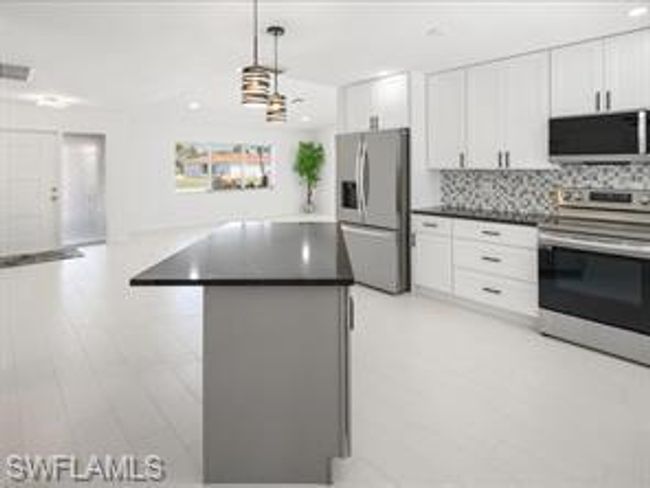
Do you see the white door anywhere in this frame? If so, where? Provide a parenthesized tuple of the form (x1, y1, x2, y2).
(503, 52, 551, 169)
(427, 69, 466, 169)
(551, 39, 604, 116)
(604, 29, 650, 112)
(0, 130, 60, 256)
(343, 82, 373, 132)
(413, 232, 452, 293)
(467, 62, 503, 169)
(373, 74, 409, 130)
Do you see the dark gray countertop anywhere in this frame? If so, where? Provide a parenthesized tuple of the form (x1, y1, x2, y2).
(130, 222, 354, 287)
(412, 206, 548, 227)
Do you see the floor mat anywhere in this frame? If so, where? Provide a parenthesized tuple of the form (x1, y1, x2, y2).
(0, 248, 84, 269)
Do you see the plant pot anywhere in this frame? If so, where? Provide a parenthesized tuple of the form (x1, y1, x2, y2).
(302, 201, 316, 214)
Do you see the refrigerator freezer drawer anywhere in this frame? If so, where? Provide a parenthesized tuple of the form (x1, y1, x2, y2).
(341, 224, 404, 294)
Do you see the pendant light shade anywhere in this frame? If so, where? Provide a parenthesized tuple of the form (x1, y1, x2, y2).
(241, 0, 270, 106)
(266, 25, 287, 123)
(241, 65, 270, 106)
(267, 92, 287, 122)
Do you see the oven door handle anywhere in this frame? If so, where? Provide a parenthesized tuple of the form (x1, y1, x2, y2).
(539, 232, 650, 259)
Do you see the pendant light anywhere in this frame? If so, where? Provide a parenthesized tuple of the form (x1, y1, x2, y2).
(241, 0, 270, 107)
(266, 25, 287, 123)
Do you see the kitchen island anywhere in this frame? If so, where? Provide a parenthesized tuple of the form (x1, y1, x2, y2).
(130, 221, 354, 484)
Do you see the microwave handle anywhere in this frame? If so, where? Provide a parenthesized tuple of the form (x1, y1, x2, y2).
(640, 111, 647, 155)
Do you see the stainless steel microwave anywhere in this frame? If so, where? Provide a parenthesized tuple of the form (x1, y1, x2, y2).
(549, 110, 649, 163)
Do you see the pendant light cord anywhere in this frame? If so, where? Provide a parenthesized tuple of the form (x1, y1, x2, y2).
(273, 32, 279, 93)
(253, 0, 259, 64)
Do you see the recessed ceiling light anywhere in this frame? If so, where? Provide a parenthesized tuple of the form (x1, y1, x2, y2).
(425, 26, 442, 36)
(187, 101, 201, 111)
(35, 95, 72, 109)
(376, 70, 392, 77)
(301, 115, 311, 122)
(628, 5, 648, 17)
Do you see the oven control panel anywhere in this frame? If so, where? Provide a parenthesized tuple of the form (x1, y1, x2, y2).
(559, 188, 650, 210)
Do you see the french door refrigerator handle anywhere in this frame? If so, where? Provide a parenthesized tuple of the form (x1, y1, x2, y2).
(363, 140, 370, 216)
(355, 139, 363, 216)
(358, 140, 368, 216)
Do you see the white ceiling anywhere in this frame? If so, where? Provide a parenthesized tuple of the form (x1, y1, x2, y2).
(0, 1, 648, 127)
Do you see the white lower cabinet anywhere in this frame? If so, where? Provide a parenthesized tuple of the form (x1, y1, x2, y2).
(413, 214, 539, 317)
(412, 215, 453, 294)
(453, 239, 537, 282)
(454, 268, 538, 317)
(414, 233, 453, 294)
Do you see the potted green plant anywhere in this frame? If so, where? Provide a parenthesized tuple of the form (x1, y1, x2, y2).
(294, 141, 325, 213)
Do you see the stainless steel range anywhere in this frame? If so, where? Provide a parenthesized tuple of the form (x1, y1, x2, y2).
(539, 187, 650, 365)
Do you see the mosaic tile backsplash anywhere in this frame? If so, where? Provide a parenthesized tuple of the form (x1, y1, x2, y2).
(440, 164, 650, 215)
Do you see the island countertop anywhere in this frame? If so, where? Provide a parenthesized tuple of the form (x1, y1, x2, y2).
(130, 221, 354, 287)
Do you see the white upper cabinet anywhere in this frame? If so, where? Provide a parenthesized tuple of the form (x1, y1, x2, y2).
(552, 29, 650, 116)
(373, 74, 410, 130)
(551, 40, 604, 116)
(341, 73, 409, 133)
(343, 82, 374, 133)
(603, 29, 650, 111)
(467, 62, 503, 169)
(427, 69, 466, 169)
(502, 52, 550, 169)
(465, 52, 550, 169)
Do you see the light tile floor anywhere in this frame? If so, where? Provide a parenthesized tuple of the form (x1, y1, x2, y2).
(1, 225, 650, 487)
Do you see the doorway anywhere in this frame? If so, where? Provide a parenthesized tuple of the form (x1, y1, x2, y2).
(0, 129, 60, 257)
(60, 134, 106, 246)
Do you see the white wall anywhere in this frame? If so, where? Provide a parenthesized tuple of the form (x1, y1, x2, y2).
(127, 105, 323, 233)
(409, 71, 441, 209)
(313, 125, 337, 217)
(0, 100, 331, 241)
(0, 100, 132, 242)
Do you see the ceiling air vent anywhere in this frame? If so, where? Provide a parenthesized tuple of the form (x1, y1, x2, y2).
(0, 63, 33, 82)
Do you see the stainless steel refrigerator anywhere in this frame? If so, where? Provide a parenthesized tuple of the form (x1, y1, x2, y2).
(336, 128, 410, 294)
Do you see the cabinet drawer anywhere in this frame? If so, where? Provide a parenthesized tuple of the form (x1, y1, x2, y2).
(454, 240, 537, 282)
(454, 268, 538, 317)
(453, 219, 537, 249)
(412, 215, 452, 236)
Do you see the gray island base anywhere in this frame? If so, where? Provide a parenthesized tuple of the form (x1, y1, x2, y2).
(130, 222, 354, 484)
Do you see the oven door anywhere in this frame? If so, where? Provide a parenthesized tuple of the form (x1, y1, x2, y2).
(539, 232, 650, 336)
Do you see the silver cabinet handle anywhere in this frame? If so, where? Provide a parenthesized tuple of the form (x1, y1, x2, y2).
(423, 222, 438, 228)
(595, 91, 601, 112)
(481, 230, 501, 237)
(606, 90, 612, 111)
(459, 152, 465, 168)
(482, 287, 502, 295)
(481, 256, 501, 263)
(639, 111, 647, 155)
(348, 296, 355, 331)
(505, 151, 510, 168)
(498, 151, 503, 168)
